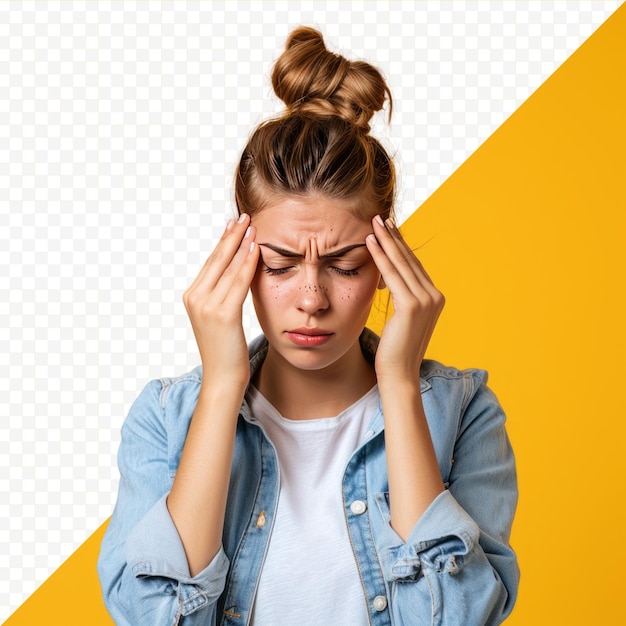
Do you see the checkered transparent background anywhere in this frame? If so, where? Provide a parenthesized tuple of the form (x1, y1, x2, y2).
(0, 0, 620, 618)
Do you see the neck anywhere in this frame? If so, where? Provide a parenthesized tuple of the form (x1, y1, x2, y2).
(253, 340, 376, 420)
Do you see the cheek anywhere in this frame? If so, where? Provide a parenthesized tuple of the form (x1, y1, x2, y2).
(336, 275, 379, 306)
(337, 283, 356, 302)
(251, 273, 291, 305)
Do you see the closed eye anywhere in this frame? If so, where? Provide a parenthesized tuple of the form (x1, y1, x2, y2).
(263, 265, 292, 276)
(330, 266, 360, 277)
(262, 264, 361, 277)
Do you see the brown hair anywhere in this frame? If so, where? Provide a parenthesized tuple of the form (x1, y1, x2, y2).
(235, 26, 396, 222)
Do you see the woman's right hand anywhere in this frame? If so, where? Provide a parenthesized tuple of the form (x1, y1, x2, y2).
(170, 214, 259, 575)
(182, 213, 260, 391)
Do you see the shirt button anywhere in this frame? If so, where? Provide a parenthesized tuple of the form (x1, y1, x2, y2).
(350, 500, 367, 515)
(373, 595, 388, 611)
(364, 429, 375, 439)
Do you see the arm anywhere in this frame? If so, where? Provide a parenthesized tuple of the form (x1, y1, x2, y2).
(382, 379, 519, 625)
(377, 377, 444, 539)
(366, 216, 518, 624)
(168, 213, 259, 576)
(97, 379, 230, 626)
(98, 214, 260, 623)
(366, 215, 446, 538)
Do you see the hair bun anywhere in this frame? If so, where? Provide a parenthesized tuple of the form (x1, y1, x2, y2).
(272, 26, 392, 132)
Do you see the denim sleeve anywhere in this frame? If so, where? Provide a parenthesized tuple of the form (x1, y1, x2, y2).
(382, 374, 519, 626)
(97, 379, 230, 626)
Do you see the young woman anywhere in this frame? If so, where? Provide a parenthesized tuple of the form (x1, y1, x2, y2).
(98, 27, 519, 626)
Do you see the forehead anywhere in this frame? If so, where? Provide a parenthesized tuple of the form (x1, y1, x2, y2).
(251, 196, 371, 245)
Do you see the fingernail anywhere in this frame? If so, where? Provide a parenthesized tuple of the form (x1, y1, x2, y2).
(374, 215, 384, 227)
(385, 217, 396, 230)
(249, 241, 256, 252)
(238, 213, 248, 224)
(245, 226, 252, 238)
(225, 219, 234, 230)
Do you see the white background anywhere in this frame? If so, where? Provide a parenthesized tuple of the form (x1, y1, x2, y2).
(0, 1, 620, 618)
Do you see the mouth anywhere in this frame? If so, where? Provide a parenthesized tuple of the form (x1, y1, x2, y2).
(285, 328, 334, 347)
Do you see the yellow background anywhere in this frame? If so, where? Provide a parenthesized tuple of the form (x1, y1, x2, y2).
(5, 4, 626, 625)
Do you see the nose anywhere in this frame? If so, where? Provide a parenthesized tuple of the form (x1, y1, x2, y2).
(295, 274, 330, 315)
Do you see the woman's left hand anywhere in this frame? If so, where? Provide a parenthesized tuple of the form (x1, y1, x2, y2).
(365, 215, 445, 383)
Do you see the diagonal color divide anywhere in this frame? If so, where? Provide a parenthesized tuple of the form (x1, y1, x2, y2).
(5, 5, 626, 624)
(370, 4, 626, 624)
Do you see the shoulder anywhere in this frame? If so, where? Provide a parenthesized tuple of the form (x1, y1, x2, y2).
(420, 359, 489, 406)
(121, 366, 204, 445)
(156, 365, 204, 408)
(417, 361, 509, 482)
(121, 333, 268, 445)
(418, 359, 505, 441)
(127, 366, 205, 418)
(419, 360, 509, 461)
(119, 366, 207, 477)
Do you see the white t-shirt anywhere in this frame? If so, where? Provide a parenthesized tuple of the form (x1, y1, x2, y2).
(245, 384, 380, 625)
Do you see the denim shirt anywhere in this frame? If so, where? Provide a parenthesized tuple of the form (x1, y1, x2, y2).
(98, 329, 519, 626)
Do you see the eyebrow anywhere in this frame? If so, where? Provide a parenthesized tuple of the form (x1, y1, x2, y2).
(258, 243, 368, 259)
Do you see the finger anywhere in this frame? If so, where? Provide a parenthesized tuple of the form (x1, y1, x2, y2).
(370, 217, 430, 295)
(372, 216, 441, 299)
(186, 213, 251, 295)
(367, 226, 444, 320)
(223, 238, 261, 308)
(367, 232, 444, 357)
(377, 217, 433, 284)
(211, 225, 260, 304)
(390, 224, 435, 284)
(366, 232, 417, 302)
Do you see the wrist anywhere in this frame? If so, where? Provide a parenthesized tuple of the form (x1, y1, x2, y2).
(376, 371, 422, 395)
(200, 362, 250, 391)
(198, 374, 248, 406)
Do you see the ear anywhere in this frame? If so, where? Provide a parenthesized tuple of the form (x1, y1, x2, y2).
(377, 275, 386, 290)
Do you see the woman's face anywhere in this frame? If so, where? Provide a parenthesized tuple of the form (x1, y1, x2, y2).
(250, 195, 382, 374)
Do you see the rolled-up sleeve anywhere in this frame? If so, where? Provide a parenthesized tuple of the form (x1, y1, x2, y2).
(380, 490, 480, 581)
(383, 373, 519, 626)
(97, 379, 230, 626)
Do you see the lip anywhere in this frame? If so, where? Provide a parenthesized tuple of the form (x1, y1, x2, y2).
(285, 328, 334, 347)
